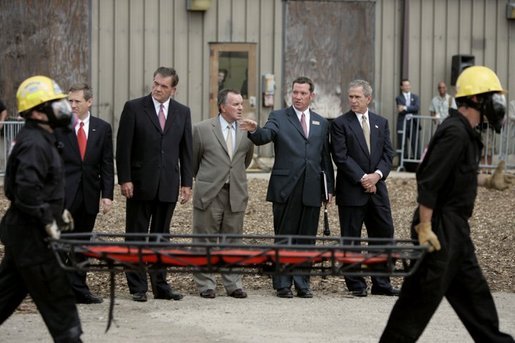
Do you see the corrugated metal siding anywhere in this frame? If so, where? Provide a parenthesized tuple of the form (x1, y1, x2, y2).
(90, 0, 515, 144)
(375, 0, 515, 139)
(91, 0, 283, 134)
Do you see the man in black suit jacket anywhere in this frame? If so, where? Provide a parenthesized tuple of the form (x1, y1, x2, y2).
(240, 76, 334, 299)
(55, 83, 114, 304)
(116, 66, 193, 302)
(331, 79, 398, 297)
(395, 79, 421, 159)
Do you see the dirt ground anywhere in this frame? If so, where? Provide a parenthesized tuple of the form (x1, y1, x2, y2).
(0, 171, 514, 342)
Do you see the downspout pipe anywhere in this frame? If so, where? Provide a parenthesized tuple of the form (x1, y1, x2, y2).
(401, 0, 410, 80)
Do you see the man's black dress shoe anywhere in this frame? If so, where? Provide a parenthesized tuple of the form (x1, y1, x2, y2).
(350, 289, 368, 297)
(132, 292, 148, 302)
(155, 290, 184, 300)
(75, 293, 103, 304)
(200, 289, 216, 299)
(229, 289, 248, 299)
(297, 289, 313, 298)
(371, 287, 400, 296)
(276, 288, 293, 298)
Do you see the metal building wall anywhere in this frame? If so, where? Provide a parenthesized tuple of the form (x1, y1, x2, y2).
(91, 0, 515, 140)
(375, 0, 515, 133)
(90, 0, 283, 132)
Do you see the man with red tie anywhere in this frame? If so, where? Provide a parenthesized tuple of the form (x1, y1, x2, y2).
(55, 83, 114, 304)
(116, 67, 193, 302)
(240, 76, 334, 298)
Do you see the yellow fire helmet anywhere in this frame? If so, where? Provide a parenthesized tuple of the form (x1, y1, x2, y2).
(16, 75, 67, 114)
(455, 66, 504, 98)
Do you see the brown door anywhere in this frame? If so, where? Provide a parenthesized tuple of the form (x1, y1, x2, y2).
(209, 43, 257, 117)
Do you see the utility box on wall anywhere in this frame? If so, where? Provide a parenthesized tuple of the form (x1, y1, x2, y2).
(507, 3, 515, 19)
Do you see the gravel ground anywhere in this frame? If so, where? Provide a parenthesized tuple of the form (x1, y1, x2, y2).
(0, 171, 514, 342)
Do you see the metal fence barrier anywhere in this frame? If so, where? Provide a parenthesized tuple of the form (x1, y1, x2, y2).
(0, 121, 25, 176)
(1, 118, 514, 175)
(396, 115, 515, 172)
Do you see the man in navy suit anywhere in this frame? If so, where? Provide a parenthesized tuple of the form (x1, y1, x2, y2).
(55, 83, 114, 304)
(116, 67, 193, 302)
(395, 79, 421, 159)
(240, 76, 334, 299)
(331, 79, 398, 297)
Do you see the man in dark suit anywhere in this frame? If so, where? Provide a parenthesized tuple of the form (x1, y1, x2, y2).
(192, 89, 254, 299)
(395, 79, 421, 159)
(116, 66, 193, 302)
(55, 83, 114, 304)
(331, 79, 398, 297)
(240, 76, 334, 299)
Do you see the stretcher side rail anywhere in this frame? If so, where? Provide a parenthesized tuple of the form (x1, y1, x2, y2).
(50, 233, 427, 277)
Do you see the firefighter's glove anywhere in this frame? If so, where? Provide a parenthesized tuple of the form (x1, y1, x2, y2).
(45, 221, 61, 240)
(59, 209, 74, 232)
(414, 222, 441, 253)
(484, 160, 509, 191)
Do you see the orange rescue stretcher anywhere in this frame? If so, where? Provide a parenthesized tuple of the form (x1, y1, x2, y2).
(48, 233, 427, 332)
(50, 232, 426, 277)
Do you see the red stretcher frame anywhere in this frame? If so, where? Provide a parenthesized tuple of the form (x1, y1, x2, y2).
(50, 232, 427, 277)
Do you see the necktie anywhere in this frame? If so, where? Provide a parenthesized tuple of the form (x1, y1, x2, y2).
(158, 104, 166, 130)
(300, 112, 308, 137)
(226, 124, 233, 160)
(362, 115, 370, 153)
(77, 121, 87, 160)
(405, 93, 411, 107)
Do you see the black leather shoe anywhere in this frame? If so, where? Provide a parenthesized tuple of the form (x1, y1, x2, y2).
(229, 289, 248, 299)
(371, 287, 400, 296)
(200, 289, 216, 299)
(350, 289, 368, 297)
(132, 292, 148, 302)
(297, 289, 313, 298)
(75, 293, 103, 304)
(155, 290, 184, 301)
(276, 288, 293, 298)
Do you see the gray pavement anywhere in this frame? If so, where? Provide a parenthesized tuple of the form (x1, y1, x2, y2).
(0, 291, 513, 342)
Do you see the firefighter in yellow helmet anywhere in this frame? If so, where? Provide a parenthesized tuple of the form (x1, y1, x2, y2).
(381, 66, 514, 342)
(0, 76, 83, 342)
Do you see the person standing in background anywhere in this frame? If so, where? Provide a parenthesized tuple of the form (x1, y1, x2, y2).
(116, 66, 193, 302)
(429, 81, 457, 125)
(55, 83, 114, 304)
(240, 76, 334, 299)
(331, 79, 398, 298)
(396, 79, 421, 159)
(218, 69, 228, 90)
(192, 89, 254, 299)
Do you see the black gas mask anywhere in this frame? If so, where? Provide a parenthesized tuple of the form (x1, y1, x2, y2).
(477, 92, 506, 133)
(36, 99, 77, 130)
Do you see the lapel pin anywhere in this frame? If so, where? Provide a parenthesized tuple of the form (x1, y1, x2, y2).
(312, 121, 320, 125)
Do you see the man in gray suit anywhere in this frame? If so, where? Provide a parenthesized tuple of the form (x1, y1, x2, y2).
(192, 89, 254, 299)
(240, 76, 334, 299)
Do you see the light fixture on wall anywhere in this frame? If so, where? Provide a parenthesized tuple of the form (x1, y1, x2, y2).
(187, 0, 212, 11)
